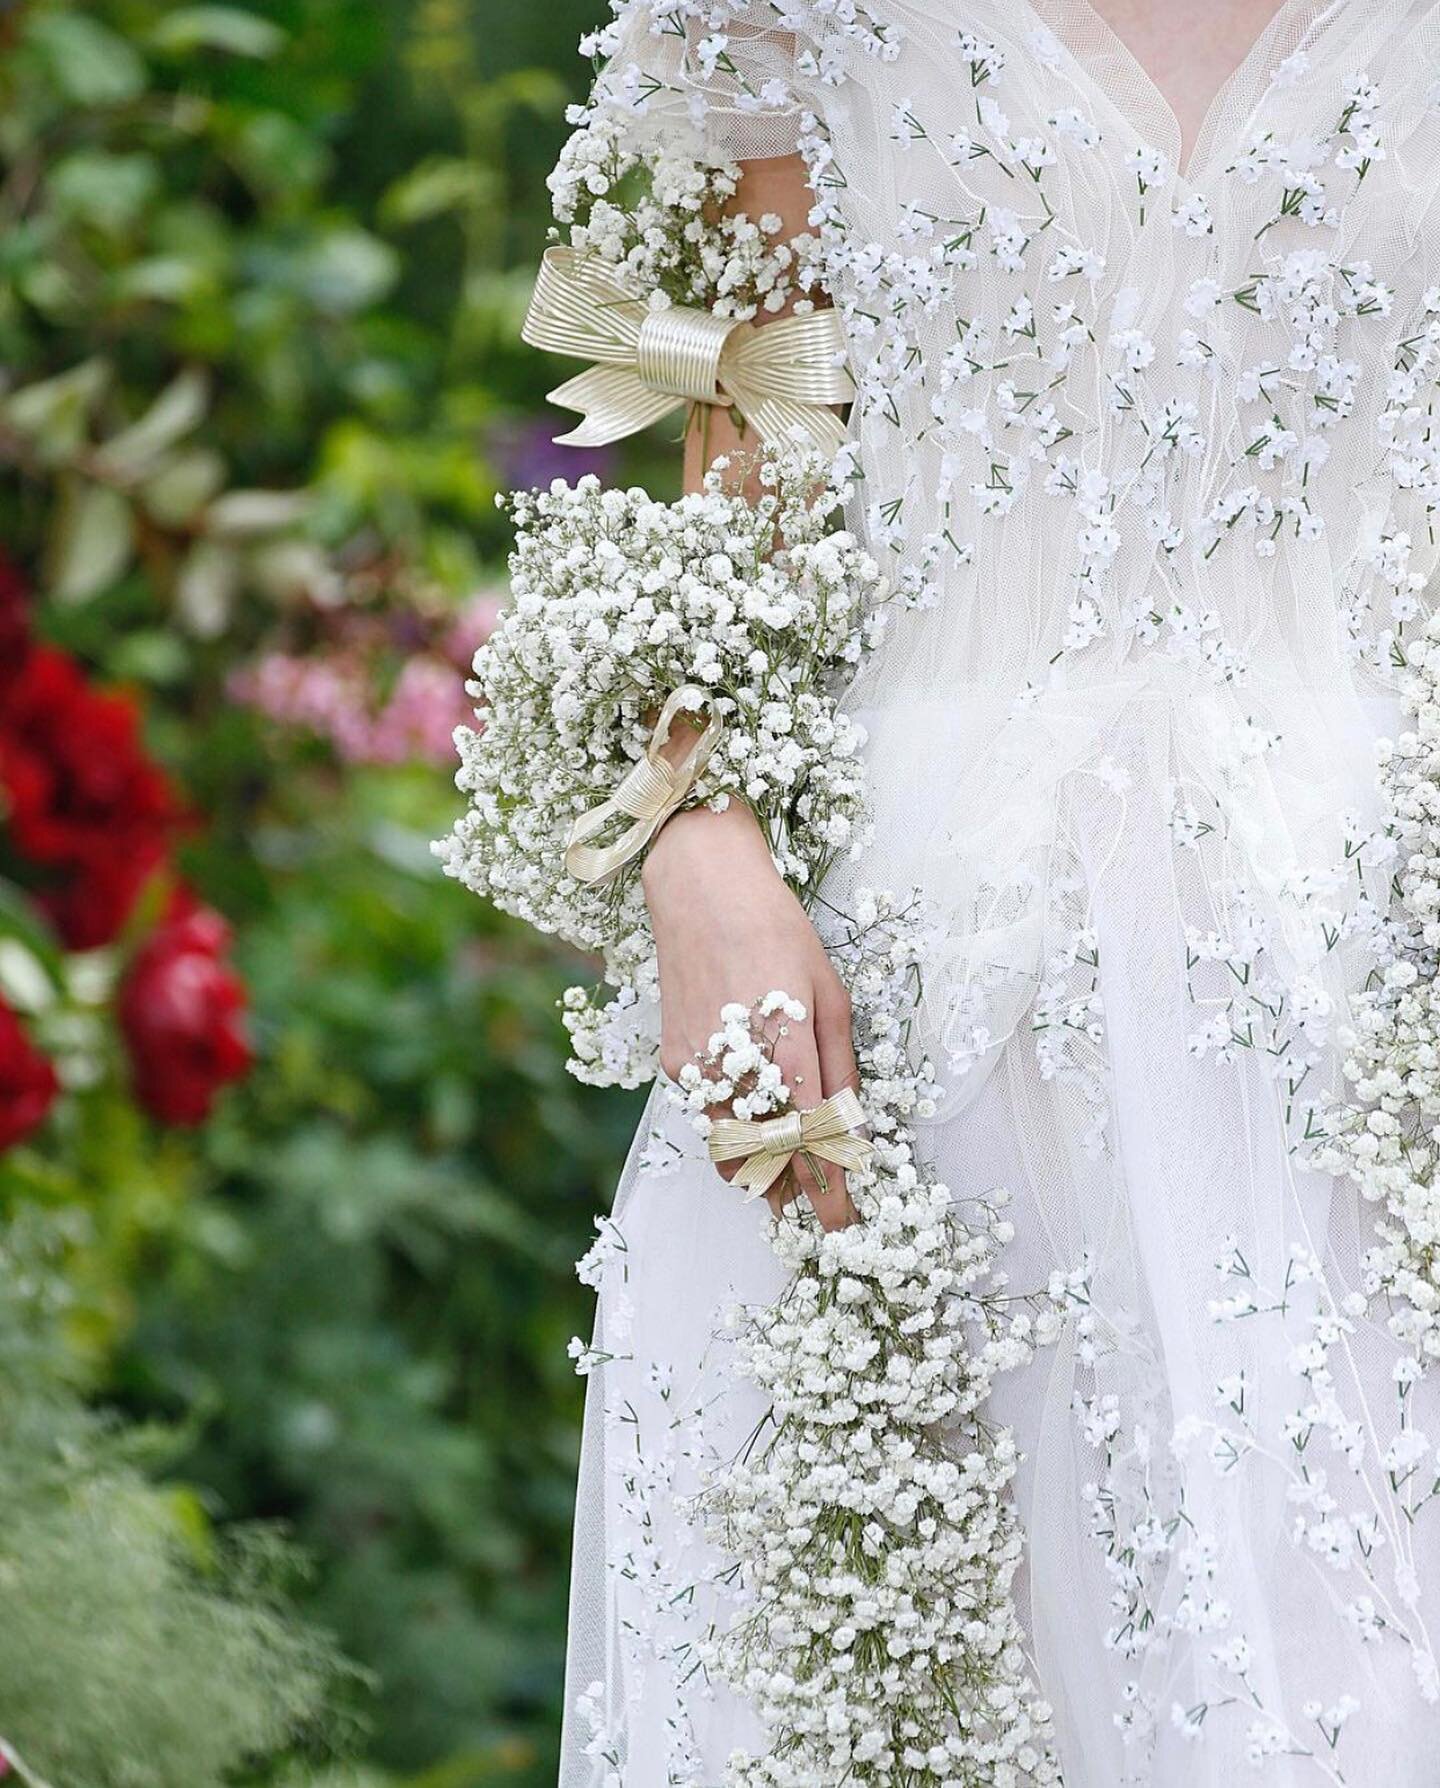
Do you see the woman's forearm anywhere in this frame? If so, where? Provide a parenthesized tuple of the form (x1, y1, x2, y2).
(682, 151, 819, 495)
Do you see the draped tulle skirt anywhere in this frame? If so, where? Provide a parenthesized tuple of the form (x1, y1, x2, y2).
(559, 674, 1440, 1787)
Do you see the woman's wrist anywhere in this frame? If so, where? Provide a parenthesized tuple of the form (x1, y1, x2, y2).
(642, 800, 770, 895)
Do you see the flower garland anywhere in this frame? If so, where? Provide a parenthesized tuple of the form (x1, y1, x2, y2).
(438, 453, 1063, 1780)
(549, 107, 822, 322)
(669, 905, 1060, 1786)
(1317, 607, 1440, 1362)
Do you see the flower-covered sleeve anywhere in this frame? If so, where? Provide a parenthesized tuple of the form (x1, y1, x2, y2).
(574, 1, 806, 169)
(542, 3, 830, 323)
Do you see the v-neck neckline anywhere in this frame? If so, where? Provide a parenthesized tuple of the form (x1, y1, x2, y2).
(1020, 0, 1343, 183)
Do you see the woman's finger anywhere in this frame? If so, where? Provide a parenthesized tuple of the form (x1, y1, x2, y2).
(774, 1007, 854, 1232)
(815, 976, 859, 1099)
(759, 1009, 822, 1216)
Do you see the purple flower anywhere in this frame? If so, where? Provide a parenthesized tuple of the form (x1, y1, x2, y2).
(492, 415, 615, 492)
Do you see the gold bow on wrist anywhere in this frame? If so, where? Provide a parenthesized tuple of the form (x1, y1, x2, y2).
(522, 247, 853, 454)
(564, 686, 724, 886)
(707, 1087, 873, 1202)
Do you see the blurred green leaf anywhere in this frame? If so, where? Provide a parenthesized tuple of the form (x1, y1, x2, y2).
(23, 12, 148, 106)
(176, 536, 241, 635)
(0, 884, 65, 978)
(48, 478, 134, 603)
(205, 489, 310, 535)
(380, 158, 491, 228)
(96, 368, 211, 480)
(149, 6, 290, 59)
(46, 151, 161, 235)
(230, 110, 331, 199)
(288, 229, 401, 316)
(0, 937, 60, 1013)
(3, 360, 111, 460)
(141, 446, 228, 525)
(105, 626, 194, 687)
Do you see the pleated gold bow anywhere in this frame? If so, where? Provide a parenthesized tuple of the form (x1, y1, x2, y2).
(707, 1087, 873, 1202)
(522, 247, 853, 453)
(564, 687, 724, 885)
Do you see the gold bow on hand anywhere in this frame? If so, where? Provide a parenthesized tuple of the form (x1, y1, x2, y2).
(522, 247, 853, 454)
(564, 687, 724, 886)
(707, 1087, 874, 1203)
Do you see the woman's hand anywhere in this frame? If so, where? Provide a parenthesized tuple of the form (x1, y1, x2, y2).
(644, 800, 858, 1229)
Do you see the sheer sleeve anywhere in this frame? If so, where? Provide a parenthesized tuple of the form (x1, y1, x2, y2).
(578, 1, 807, 166)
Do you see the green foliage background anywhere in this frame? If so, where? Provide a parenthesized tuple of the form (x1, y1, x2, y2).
(0, 1, 660, 1782)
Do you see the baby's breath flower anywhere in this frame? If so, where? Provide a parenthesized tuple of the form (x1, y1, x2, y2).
(1317, 606, 1440, 1362)
(667, 899, 1061, 1784)
(435, 442, 886, 1092)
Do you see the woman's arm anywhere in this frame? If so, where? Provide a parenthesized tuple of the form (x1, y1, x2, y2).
(643, 152, 859, 1229)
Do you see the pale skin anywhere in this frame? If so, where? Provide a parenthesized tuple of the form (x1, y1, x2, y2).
(642, 0, 1290, 1229)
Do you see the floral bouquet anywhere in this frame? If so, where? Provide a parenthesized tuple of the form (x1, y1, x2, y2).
(436, 442, 887, 1085)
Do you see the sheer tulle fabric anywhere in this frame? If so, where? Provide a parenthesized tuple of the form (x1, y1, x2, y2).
(561, 4, 1440, 1783)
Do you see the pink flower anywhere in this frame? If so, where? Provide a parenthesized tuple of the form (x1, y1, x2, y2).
(231, 588, 502, 768)
(364, 657, 473, 765)
(442, 590, 505, 668)
(232, 648, 473, 767)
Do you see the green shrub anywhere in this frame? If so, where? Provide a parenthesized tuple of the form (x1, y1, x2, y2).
(0, 1212, 356, 1788)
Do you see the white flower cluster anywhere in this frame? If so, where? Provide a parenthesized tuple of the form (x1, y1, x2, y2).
(672, 989, 805, 1119)
(667, 901, 1062, 1787)
(1317, 607, 1440, 1359)
(435, 444, 886, 1087)
(548, 100, 821, 320)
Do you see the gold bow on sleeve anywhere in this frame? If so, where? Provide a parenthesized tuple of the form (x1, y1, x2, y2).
(707, 1087, 873, 1202)
(522, 247, 853, 454)
(564, 686, 724, 886)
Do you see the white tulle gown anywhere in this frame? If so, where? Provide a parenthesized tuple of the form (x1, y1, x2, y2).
(557, 3, 1440, 1782)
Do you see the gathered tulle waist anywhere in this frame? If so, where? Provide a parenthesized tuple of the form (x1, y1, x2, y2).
(847, 654, 1404, 711)
(833, 666, 1402, 1125)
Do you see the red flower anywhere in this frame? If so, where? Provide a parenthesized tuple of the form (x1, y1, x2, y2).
(0, 646, 184, 949)
(0, 997, 59, 1153)
(0, 555, 32, 701)
(118, 889, 253, 1125)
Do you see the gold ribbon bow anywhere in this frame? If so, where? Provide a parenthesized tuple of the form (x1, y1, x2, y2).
(707, 1087, 874, 1202)
(522, 246, 853, 454)
(564, 687, 724, 885)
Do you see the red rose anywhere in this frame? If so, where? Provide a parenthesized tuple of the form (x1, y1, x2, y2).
(118, 889, 253, 1125)
(0, 996, 59, 1152)
(0, 646, 183, 948)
